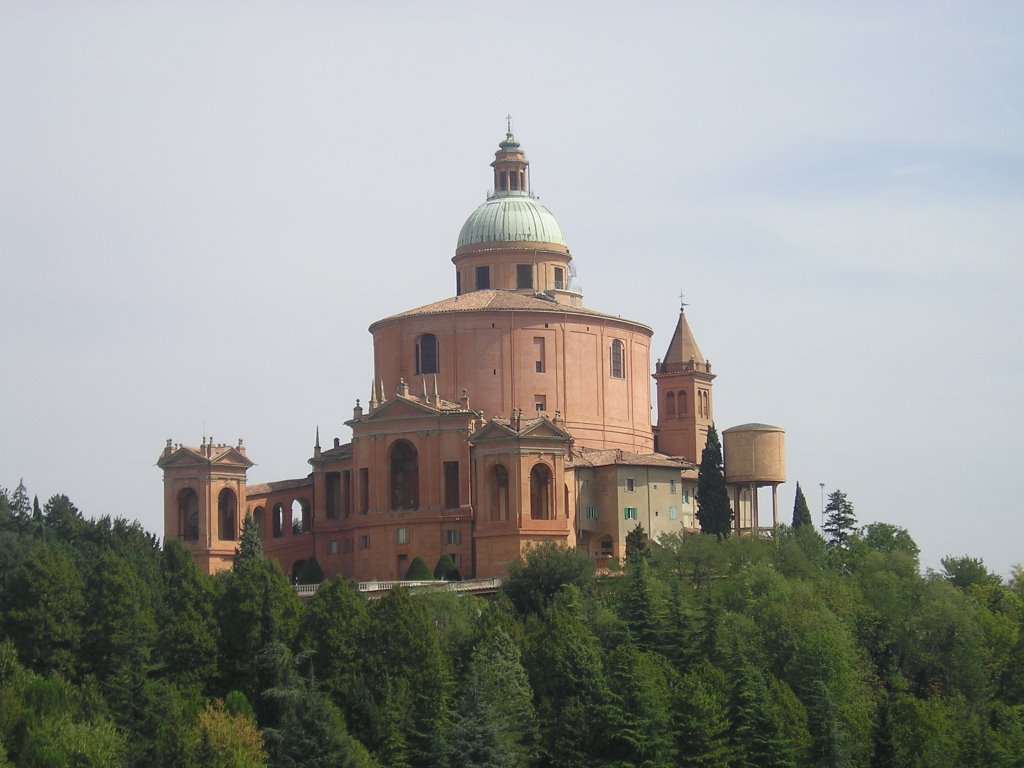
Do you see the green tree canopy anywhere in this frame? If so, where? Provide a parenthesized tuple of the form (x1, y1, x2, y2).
(502, 542, 594, 616)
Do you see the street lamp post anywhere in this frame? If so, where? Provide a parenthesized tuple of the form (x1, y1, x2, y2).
(819, 483, 825, 531)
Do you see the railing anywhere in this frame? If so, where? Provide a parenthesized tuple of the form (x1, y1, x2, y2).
(293, 577, 503, 598)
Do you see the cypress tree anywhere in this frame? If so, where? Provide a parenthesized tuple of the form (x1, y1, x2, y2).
(696, 425, 732, 538)
(433, 554, 456, 580)
(791, 482, 812, 528)
(233, 511, 263, 570)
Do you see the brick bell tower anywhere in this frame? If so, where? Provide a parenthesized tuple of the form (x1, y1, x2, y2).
(653, 303, 715, 463)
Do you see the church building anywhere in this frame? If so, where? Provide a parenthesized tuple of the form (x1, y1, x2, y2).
(158, 128, 785, 580)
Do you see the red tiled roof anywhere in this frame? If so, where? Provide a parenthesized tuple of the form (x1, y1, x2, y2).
(370, 290, 651, 331)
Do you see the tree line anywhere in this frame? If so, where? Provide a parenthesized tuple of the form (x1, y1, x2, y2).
(0, 476, 1022, 767)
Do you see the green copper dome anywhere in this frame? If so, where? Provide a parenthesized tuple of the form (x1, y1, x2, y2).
(457, 194, 566, 249)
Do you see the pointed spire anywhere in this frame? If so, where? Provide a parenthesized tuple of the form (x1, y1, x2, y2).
(663, 303, 705, 366)
(315, 426, 321, 450)
(369, 380, 378, 410)
(379, 380, 386, 403)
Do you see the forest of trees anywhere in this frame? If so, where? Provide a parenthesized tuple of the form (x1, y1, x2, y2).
(0, 478, 1022, 767)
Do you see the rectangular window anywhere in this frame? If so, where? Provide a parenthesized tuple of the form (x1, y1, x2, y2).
(343, 538, 353, 554)
(359, 535, 370, 550)
(586, 506, 599, 520)
(669, 479, 677, 494)
(534, 336, 545, 372)
(535, 394, 546, 413)
(326, 472, 341, 519)
(626, 478, 635, 492)
(624, 507, 638, 520)
(476, 265, 490, 290)
(329, 539, 339, 555)
(669, 507, 678, 521)
(359, 468, 369, 514)
(517, 264, 533, 289)
(683, 489, 691, 503)
(397, 527, 409, 545)
(554, 266, 564, 290)
(446, 529, 461, 545)
(444, 461, 460, 509)
(456, 271, 462, 295)
(342, 470, 352, 517)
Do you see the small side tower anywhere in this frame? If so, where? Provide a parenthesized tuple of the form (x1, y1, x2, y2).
(653, 303, 715, 463)
(157, 438, 253, 574)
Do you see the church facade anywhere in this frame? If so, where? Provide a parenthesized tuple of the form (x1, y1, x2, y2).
(158, 129, 781, 580)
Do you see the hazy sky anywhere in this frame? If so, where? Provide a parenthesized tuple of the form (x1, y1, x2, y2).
(2, 2, 1021, 577)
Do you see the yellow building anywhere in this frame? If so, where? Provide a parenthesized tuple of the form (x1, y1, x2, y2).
(159, 128, 783, 580)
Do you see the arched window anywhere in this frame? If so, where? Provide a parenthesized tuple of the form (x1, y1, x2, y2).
(665, 391, 676, 418)
(253, 507, 265, 538)
(678, 390, 687, 415)
(491, 465, 509, 521)
(292, 499, 310, 534)
(178, 488, 199, 541)
(529, 463, 553, 520)
(218, 488, 237, 541)
(390, 440, 419, 510)
(272, 503, 284, 538)
(610, 339, 624, 379)
(416, 334, 438, 375)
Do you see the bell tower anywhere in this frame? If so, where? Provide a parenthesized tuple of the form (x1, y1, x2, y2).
(157, 438, 253, 574)
(653, 303, 715, 463)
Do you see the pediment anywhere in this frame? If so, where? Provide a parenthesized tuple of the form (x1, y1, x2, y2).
(470, 416, 572, 444)
(470, 420, 519, 442)
(519, 417, 573, 441)
(157, 446, 253, 469)
(210, 447, 254, 468)
(157, 447, 207, 468)
(363, 396, 441, 421)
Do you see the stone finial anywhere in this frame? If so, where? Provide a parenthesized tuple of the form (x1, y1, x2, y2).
(369, 381, 378, 410)
(353, 398, 364, 419)
(398, 378, 409, 397)
(461, 388, 469, 409)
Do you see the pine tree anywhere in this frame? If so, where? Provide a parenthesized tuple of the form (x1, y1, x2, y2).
(822, 490, 857, 549)
(31, 496, 41, 522)
(9, 479, 30, 519)
(233, 511, 263, 570)
(791, 483, 812, 528)
(696, 425, 732, 538)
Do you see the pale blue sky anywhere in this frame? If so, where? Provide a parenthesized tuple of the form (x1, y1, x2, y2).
(1, 1, 1021, 576)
